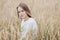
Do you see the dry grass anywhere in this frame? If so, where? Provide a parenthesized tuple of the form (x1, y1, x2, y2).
(0, 0, 60, 40)
(0, 16, 60, 40)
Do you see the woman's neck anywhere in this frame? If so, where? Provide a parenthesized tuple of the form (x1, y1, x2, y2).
(24, 17, 30, 22)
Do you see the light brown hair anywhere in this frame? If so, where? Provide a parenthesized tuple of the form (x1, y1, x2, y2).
(16, 3, 31, 18)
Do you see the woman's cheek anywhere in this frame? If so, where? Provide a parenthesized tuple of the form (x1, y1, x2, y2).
(19, 13, 23, 18)
(23, 12, 26, 18)
(20, 13, 26, 19)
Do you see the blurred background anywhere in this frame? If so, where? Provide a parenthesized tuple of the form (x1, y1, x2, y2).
(0, 0, 60, 40)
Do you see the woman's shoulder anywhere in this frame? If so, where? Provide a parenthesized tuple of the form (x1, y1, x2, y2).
(29, 18, 36, 23)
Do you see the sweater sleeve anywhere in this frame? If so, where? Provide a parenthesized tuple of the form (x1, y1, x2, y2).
(32, 20, 38, 37)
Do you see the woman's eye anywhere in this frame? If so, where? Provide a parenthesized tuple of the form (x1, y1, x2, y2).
(18, 10, 24, 13)
(21, 10, 24, 12)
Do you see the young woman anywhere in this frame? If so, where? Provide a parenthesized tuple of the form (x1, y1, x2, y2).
(16, 3, 38, 40)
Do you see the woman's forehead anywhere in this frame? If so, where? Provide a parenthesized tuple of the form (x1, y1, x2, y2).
(18, 7, 23, 11)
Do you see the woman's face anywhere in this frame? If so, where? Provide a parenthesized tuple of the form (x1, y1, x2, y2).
(18, 7, 27, 19)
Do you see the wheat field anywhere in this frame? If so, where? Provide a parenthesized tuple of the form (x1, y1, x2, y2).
(0, 0, 60, 40)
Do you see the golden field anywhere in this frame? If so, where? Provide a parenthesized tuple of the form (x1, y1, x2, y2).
(0, 0, 60, 40)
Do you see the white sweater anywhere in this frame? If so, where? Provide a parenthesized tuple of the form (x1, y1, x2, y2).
(21, 18, 38, 40)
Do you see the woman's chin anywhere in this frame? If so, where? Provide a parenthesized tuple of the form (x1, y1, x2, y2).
(21, 17, 25, 19)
